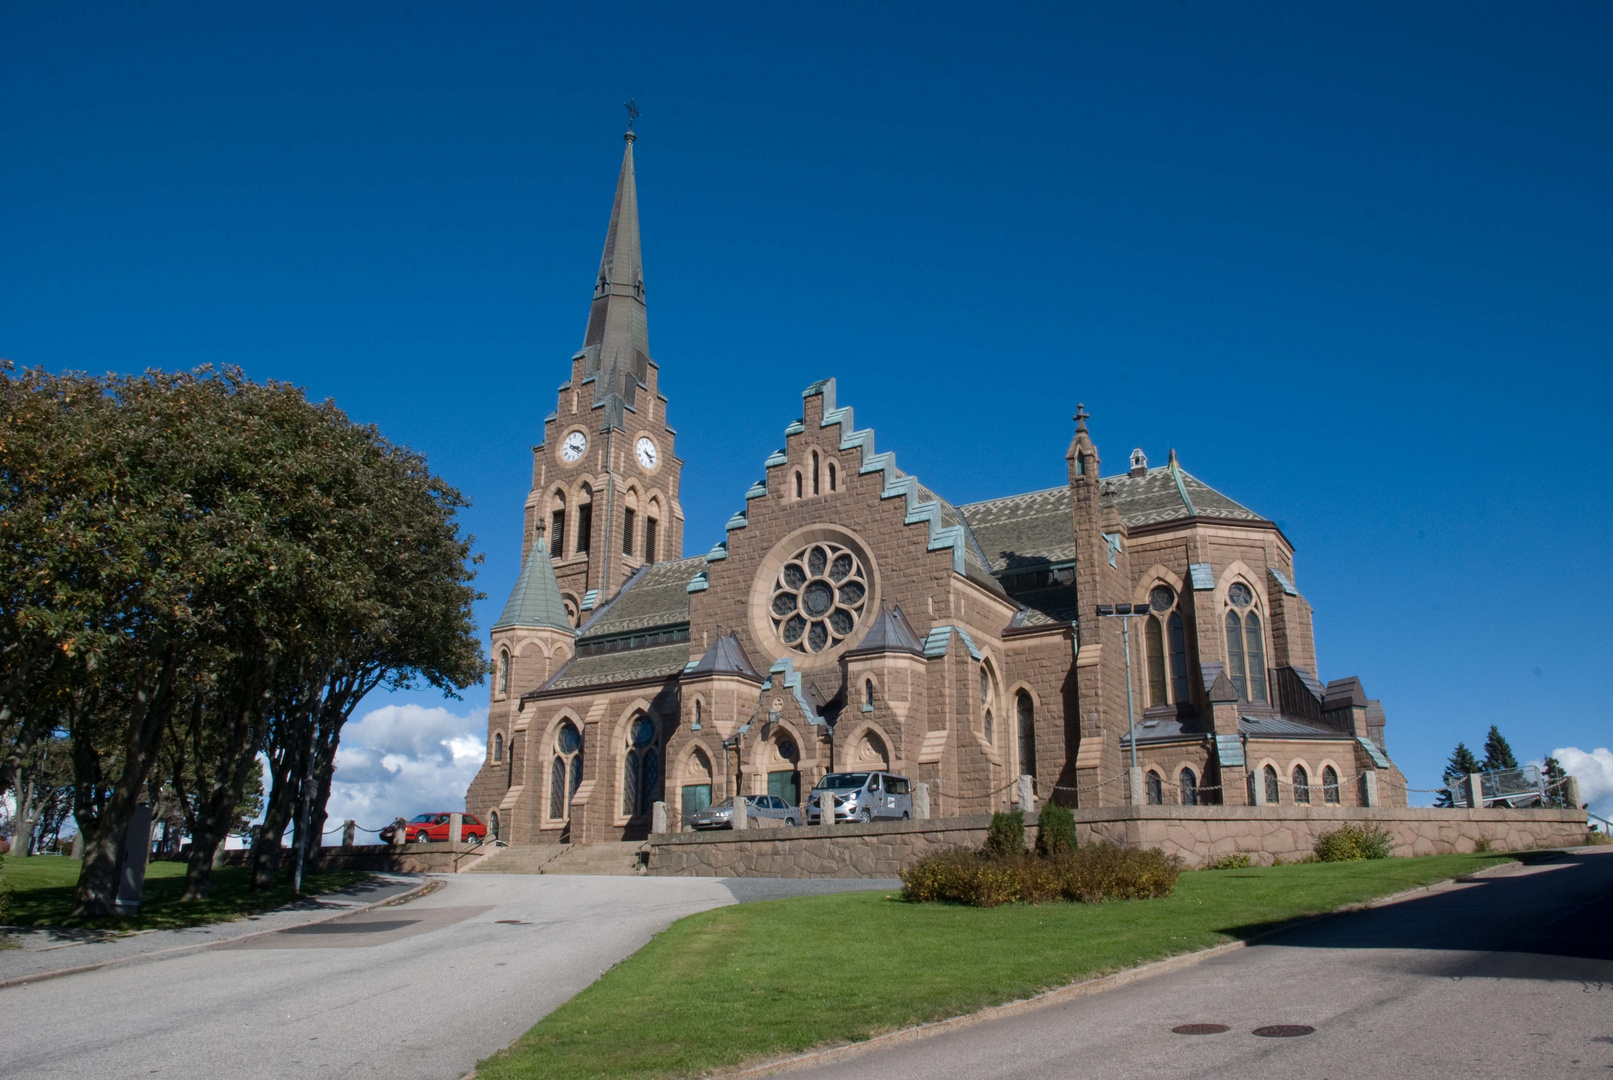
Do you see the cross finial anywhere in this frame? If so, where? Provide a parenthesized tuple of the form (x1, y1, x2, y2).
(1074, 403, 1090, 434)
(624, 99, 641, 131)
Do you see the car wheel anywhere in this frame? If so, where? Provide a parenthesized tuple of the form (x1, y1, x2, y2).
(858, 807, 872, 823)
(466, 833, 482, 846)
(415, 832, 431, 843)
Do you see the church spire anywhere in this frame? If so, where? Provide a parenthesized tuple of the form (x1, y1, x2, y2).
(578, 128, 649, 429)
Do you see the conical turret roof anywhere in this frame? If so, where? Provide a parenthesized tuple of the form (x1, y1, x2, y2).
(493, 540, 573, 633)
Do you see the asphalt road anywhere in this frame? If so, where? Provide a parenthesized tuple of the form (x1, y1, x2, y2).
(0, 874, 744, 1080)
(787, 848, 1613, 1080)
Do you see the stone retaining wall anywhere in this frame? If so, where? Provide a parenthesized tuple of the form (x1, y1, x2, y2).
(212, 843, 485, 874)
(645, 807, 1588, 878)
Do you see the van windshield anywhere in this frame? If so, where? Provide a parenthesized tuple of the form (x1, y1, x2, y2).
(815, 773, 870, 791)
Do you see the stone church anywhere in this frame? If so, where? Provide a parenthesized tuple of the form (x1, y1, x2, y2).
(465, 131, 1408, 845)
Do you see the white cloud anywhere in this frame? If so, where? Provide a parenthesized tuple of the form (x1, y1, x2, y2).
(1551, 746, 1613, 820)
(325, 703, 487, 830)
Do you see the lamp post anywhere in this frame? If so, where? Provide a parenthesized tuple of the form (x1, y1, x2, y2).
(1096, 604, 1151, 800)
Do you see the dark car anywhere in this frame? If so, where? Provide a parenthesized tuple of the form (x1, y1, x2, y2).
(379, 813, 486, 844)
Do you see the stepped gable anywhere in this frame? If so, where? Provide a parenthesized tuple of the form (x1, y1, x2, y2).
(577, 556, 705, 638)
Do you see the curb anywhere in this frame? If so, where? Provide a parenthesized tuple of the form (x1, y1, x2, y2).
(0, 874, 436, 992)
(708, 856, 1533, 1079)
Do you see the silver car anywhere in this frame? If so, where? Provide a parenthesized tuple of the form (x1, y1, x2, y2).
(806, 771, 913, 824)
(688, 794, 803, 830)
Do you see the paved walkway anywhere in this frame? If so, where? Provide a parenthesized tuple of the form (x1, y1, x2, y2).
(0, 873, 895, 1080)
(780, 849, 1613, 1080)
(0, 873, 423, 985)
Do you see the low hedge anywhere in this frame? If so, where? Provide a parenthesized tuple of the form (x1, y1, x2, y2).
(901, 843, 1183, 907)
(1313, 822, 1394, 862)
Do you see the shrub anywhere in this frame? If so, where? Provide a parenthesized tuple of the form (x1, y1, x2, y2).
(1034, 803, 1077, 858)
(901, 843, 1181, 907)
(1205, 852, 1252, 870)
(1313, 823, 1394, 862)
(982, 811, 1025, 859)
(1585, 829, 1612, 847)
(1473, 837, 1493, 853)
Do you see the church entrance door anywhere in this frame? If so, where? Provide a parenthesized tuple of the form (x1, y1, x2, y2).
(768, 769, 801, 809)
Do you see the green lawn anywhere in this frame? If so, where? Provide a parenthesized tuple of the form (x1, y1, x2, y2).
(0, 856, 373, 932)
(478, 852, 1514, 1080)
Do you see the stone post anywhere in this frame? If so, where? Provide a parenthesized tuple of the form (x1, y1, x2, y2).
(342, 820, 356, 850)
(1360, 769, 1379, 808)
(449, 812, 463, 845)
(912, 783, 931, 821)
(1128, 766, 1145, 807)
(1465, 772, 1484, 810)
(651, 800, 668, 835)
(1017, 775, 1035, 814)
(1564, 775, 1582, 810)
(391, 817, 407, 849)
(732, 795, 748, 831)
(1250, 770, 1267, 807)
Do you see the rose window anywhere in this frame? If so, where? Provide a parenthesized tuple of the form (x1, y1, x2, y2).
(769, 542, 869, 654)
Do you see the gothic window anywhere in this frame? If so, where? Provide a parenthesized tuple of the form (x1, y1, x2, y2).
(1293, 764, 1311, 804)
(1145, 770, 1163, 805)
(983, 709, 994, 745)
(621, 715, 660, 817)
(768, 541, 869, 655)
(1322, 765, 1341, 804)
(1263, 764, 1280, 805)
(550, 509, 566, 558)
(644, 517, 658, 564)
(488, 810, 500, 842)
(622, 508, 636, 555)
(811, 451, 820, 495)
(693, 700, 702, 727)
(549, 721, 583, 820)
(1224, 582, 1268, 703)
(794, 471, 802, 499)
(575, 485, 593, 555)
(498, 650, 510, 696)
(980, 667, 990, 704)
(828, 462, 837, 491)
(1167, 613, 1188, 702)
(864, 679, 874, 709)
(1146, 617, 1167, 707)
(1179, 767, 1199, 806)
(493, 732, 504, 763)
(1017, 691, 1036, 779)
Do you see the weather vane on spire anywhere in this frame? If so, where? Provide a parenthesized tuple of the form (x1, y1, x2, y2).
(624, 99, 641, 131)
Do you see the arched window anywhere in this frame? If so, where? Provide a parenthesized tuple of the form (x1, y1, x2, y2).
(1292, 765, 1311, 804)
(498, 650, 510, 696)
(1145, 770, 1163, 805)
(1322, 765, 1341, 804)
(693, 699, 702, 727)
(493, 732, 504, 763)
(622, 507, 636, 555)
(983, 709, 994, 745)
(488, 810, 500, 842)
(575, 483, 593, 555)
(1145, 617, 1167, 707)
(1225, 583, 1268, 703)
(1179, 768, 1198, 806)
(1016, 691, 1036, 779)
(549, 492, 566, 559)
(1167, 613, 1188, 702)
(1264, 764, 1280, 805)
(864, 679, 874, 709)
(980, 667, 990, 703)
(828, 462, 837, 490)
(794, 471, 802, 499)
(549, 721, 583, 820)
(644, 517, 658, 564)
(811, 451, 820, 495)
(621, 715, 660, 817)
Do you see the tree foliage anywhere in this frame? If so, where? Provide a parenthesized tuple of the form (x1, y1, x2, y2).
(0, 363, 483, 914)
(1481, 726, 1519, 772)
(1435, 742, 1482, 807)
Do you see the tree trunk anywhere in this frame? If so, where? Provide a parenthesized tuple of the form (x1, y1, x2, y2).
(13, 773, 37, 858)
(251, 755, 298, 889)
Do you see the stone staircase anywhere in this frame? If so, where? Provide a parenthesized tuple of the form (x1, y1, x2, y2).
(465, 841, 646, 876)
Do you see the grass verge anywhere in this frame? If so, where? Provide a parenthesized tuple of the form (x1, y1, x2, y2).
(0, 856, 373, 932)
(477, 852, 1513, 1080)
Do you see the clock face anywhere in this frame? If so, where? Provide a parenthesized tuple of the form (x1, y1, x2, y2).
(635, 437, 658, 469)
(560, 431, 587, 463)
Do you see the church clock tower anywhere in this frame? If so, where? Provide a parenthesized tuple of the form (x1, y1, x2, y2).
(524, 127, 684, 623)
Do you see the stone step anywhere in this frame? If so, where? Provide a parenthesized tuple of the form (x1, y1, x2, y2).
(463, 841, 646, 875)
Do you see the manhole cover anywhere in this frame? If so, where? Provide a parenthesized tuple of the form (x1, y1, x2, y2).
(1252, 1025, 1315, 1038)
(1172, 1024, 1230, 1035)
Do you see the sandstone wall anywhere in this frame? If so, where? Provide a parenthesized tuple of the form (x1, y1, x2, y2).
(645, 807, 1588, 878)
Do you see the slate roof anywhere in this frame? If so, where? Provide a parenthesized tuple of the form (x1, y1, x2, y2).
(687, 633, 763, 680)
(1101, 464, 1266, 530)
(492, 541, 573, 632)
(958, 487, 1077, 574)
(1119, 712, 1353, 746)
(539, 642, 692, 692)
(576, 556, 705, 639)
(846, 603, 926, 657)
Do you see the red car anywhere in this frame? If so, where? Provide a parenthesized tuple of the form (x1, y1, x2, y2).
(380, 813, 487, 844)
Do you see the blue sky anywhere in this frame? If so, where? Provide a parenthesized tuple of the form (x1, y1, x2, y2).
(3, 3, 1609, 817)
